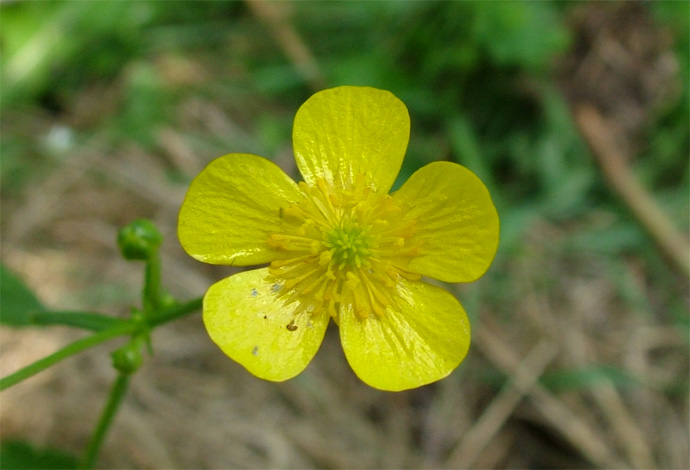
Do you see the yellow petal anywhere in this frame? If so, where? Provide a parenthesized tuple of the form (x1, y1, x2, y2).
(393, 161, 499, 283)
(339, 279, 470, 391)
(178, 153, 301, 266)
(204, 268, 330, 381)
(293, 86, 410, 193)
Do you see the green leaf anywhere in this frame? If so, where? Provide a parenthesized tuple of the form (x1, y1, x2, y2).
(0, 264, 45, 327)
(0, 265, 125, 331)
(447, 115, 498, 197)
(0, 440, 78, 470)
(471, 1, 570, 69)
(540, 365, 638, 391)
(27, 311, 128, 332)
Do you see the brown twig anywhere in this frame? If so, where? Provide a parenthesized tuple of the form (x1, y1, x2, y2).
(475, 320, 625, 468)
(562, 313, 656, 469)
(574, 104, 690, 281)
(245, 0, 326, 92)
(448, 340, 559, 468)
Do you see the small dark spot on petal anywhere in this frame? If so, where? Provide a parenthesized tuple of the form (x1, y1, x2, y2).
(252, 346, 259, 356)
(251, 288, 259, 297)
(286, 319, 298, 331)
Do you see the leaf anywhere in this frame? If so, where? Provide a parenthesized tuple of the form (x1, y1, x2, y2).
(0, 440, 79, 470)
(0, 265, 125, 331)
(28, 311, 128, 332)
(471, 2, 570, 69)
(0, 264, 45, 327)
(540, 365, 637, 391)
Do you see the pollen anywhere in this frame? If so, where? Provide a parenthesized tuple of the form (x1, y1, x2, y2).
(267, 176, 420, 320)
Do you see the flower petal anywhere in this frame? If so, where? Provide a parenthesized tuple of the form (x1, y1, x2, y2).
(178, 153, 301, 266)
(393, 161, 499, 283)
(204, 268, 330, 382)
(293, 86, 410, 193)
(339, 279, 470, 391)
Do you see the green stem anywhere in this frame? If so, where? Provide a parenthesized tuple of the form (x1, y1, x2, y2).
(0, 323, 134, 391)
(143, 251, 162, 312)
(80, 373, 131, 469)
(0, 296, 203, 392)
(148, 296, 203, 327)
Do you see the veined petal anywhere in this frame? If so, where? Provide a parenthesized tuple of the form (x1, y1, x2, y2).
(293, 86, 410, 193)
(339, 279, 470, 391)
(178, 153, 301, 266)
(204, 268, 330, 381)
(392, 161, 499, 283)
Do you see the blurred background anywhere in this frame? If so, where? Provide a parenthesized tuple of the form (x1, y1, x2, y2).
(1, 1, 688, 468)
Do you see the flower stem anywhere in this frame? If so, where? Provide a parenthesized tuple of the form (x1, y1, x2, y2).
(0, 323, 134, 391)
(0, 297, 203, 392)
(143, 251, 162, 312)
(80, 373, 131, 469)
(148, 296, 203, 327)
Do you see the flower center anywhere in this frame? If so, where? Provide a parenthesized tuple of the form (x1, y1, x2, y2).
(323, 224, 371, 269)
(267, 176, 420, 321)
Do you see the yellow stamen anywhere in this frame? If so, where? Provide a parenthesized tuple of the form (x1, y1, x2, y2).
(266, 175, 421, 321)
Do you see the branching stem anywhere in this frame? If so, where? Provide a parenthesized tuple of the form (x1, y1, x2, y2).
(0, 323, 134, 391)
(0, 296, 203, 391)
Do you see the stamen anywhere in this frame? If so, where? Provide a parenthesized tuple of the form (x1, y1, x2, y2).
(266, 173, 421, 321)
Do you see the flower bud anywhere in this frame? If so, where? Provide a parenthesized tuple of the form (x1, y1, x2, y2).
(111, 338, 145, 374)
(117, 219, 162, 261)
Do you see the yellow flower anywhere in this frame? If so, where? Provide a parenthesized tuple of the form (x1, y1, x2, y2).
(178, 86, 499, 391)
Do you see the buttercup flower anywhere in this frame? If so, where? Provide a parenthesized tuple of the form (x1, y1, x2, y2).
(178, 86, 499, 391)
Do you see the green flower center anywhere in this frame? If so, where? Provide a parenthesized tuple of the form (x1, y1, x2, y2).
(267, 176, 421, 320)
(323, 225, 371, 269)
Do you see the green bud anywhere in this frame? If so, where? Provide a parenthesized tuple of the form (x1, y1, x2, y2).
(111, 337, 145, 374)
(130, 307, 145, 324)
(117, 219, 162, 261)
(159, 293, 177, 309)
